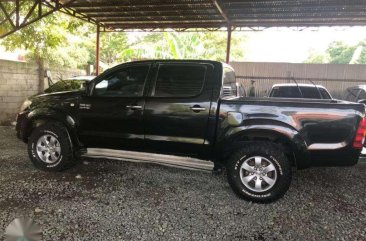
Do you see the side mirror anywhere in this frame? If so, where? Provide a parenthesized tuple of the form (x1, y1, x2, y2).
(358, 99, 366, 104)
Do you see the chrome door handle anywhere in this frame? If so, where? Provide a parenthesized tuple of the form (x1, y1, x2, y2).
(126, 105, 143, 110)
(190, 106, 206, 112)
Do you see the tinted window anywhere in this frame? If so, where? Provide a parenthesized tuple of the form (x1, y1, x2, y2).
(153, 64, 206, 97)
(94, 65, 149, 97)
(222, 68, 237, 98)
(300, 87, 321, 99)
(345, 88, 361, 102)
(271, 86, 324, 99)
(270, 86, 302, 98)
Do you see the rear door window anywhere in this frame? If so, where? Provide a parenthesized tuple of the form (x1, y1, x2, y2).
(152, 64, 206, 97)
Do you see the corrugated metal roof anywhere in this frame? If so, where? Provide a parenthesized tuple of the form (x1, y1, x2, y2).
(66, 0, 366, 30)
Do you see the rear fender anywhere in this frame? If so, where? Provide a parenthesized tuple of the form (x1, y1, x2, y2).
(215, 124, 310, 169)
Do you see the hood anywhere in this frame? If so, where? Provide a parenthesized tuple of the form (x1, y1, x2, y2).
(29, 90, 82, 111)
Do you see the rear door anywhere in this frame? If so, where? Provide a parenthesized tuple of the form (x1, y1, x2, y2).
(143, 62, 214, 156)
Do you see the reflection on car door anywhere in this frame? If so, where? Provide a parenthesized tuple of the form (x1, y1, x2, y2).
(143, 63, 214, 157)
(78, 63, 151, 150)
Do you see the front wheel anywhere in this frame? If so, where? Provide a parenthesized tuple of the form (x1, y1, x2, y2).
(227, 142, 292, 203)
(28, 122, 75, 171)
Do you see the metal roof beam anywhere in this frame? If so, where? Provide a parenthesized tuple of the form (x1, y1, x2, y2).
(83, 10, 218, 16)
(212, 0, 230, 23)
(70, 1, 213, 8)
(73, 6, 215, 13)
(0, 0, 78, 38)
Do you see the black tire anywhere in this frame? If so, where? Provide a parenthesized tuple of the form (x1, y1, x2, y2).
(226, 142, 292, 203)
(27, 122, 75, 171)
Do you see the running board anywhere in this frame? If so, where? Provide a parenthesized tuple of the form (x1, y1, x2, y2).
(82, 148, 214, 172)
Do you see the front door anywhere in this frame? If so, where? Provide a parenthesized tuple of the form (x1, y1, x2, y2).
(78, 63, 151, 150)
(143, 63, 213, 157)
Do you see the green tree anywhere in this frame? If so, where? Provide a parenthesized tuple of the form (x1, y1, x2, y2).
(84, 32, 137, 66)
(326, 41, 357, 64)
(2, 10, 89, 68)
(130, 31, 246, 61)
(305, 41, 366, 64)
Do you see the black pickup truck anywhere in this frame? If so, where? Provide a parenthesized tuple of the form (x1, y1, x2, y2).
(16, 60, 366, 203)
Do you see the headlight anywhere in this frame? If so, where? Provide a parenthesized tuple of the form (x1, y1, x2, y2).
(20, 99, 32, 112)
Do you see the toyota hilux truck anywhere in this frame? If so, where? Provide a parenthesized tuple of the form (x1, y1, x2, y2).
(15, 60, 366, 203)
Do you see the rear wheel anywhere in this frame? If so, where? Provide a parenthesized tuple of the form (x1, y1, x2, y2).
(28, 122, 75, 171)
(227, 142, 292, 203)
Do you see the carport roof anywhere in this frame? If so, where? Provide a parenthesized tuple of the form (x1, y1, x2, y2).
(66, 0, 366, 31)
(2, 0, 366, 38)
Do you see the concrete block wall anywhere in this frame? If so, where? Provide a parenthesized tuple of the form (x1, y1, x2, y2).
(0, 59, 85, 125)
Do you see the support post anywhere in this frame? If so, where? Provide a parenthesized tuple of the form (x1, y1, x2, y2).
(226, 23, 232, 64)
(37, 57, 45, 93)
(96, 25, 100, 75)
(15, 0, 19, 27)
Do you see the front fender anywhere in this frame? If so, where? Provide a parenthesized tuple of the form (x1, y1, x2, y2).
(24, 108, 80, 146)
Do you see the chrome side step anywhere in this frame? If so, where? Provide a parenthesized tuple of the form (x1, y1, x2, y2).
(82, 148, 214, 172)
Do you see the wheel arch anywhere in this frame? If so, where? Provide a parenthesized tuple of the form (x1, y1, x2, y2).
(215, 126, 309, 169)
(24, 108, 81, 148)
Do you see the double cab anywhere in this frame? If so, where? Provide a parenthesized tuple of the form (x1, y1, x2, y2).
(16, 60, 366, 203)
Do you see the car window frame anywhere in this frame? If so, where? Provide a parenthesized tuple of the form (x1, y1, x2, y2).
(319, 88, 332, 99)
(149, 63, 208, 99)
(91, 63, 152, 98)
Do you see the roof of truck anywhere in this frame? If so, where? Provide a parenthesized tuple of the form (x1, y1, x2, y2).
(347, 85, 366, 90)
(272, 83, 326, 89)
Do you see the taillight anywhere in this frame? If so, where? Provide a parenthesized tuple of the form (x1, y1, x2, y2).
(353, 118, 366, 149)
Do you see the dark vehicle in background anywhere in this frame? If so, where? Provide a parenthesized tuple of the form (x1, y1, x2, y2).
(269, 83, 332, 99)
(344, 85, 366, 104)
(15, 60, 365, 203)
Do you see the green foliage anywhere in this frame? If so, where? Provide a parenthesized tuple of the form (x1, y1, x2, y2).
(326, 41, 357, 64)
(2, 8, 247, 69)
(84, 32, 134, 65)
(130, 31, 246, 62)
(2, 10, 88, 68)
(306, 41, 366, 64)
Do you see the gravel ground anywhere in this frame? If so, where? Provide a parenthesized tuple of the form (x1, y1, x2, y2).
(0, 126, 365, 241)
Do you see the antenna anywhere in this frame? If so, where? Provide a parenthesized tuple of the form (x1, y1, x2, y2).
(289, 73, 303, 98)
(307, 78, 323, 99)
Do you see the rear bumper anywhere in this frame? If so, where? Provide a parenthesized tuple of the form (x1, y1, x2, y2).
(308, 146, 360, 167)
